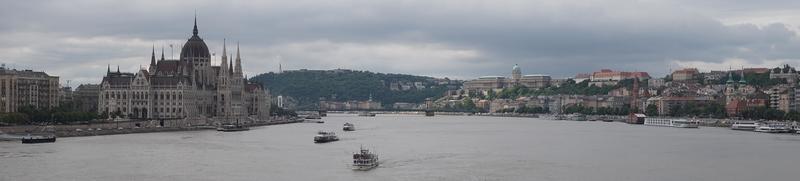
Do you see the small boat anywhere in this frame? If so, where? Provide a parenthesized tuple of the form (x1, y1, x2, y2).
(314, 131, 339, 143)
(316, 120, 325, 123)
(352, 146, 379, 171)
(569, 113, 587, 121)
(730, 121, 758, 131)
(358, 112, 376, 117)
(343, 123, 355, 131)
(217, 123, 250, 132)
(305, 114, 322, 119)
(21, 134, 57, 144)
(425, 110, 435, 116)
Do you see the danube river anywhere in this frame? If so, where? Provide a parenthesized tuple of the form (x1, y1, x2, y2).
(2, 114, 799, 181)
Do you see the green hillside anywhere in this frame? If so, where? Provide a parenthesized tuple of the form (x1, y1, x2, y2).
(250, 69, 461, 109)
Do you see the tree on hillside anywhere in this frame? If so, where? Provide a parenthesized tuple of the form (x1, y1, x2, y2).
(645, 104, 659, 116)
(250, 70, 457, 108)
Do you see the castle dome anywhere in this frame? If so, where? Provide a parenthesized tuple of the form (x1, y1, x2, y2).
(180, 18, 210, 59)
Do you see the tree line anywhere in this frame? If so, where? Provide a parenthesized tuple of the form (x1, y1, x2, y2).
(250, 70, 456, 109)
(0, 102, 98, 126)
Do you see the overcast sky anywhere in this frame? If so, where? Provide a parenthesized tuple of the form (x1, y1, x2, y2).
(2, 0, 800, 85)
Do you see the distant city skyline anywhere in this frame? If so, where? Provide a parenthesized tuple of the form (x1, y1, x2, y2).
(3, 0, 800, 85)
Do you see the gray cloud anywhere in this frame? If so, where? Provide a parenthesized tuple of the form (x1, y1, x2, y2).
(2, 0, 800, 85)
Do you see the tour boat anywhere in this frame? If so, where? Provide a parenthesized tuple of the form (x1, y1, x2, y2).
(358, 112, 376, 117)
(569, 113, 587, 121)
(305, 114, 322, 119)
(754, 123, 790, 133)
(644, 118, 699, 128)
(217, 123, 249, 132)
(352, 146, 379, 171)
(314, 131, 339, 143)
(730, 121, 759, 131)
(672, 119, 700, 128)
(21, 134, 56, 144)
(343, 123, 355, 131)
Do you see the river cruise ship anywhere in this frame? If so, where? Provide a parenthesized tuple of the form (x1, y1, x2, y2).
(21, 134, 56, 144)
(217, 123, 250, 132)
(754, 123, 790, 133)
(644, 118, 699, 128)
(730, 121, 759, 131)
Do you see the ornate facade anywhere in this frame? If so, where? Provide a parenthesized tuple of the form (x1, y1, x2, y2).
(99, 18, 270, 122)
(463, 64, 552, 92)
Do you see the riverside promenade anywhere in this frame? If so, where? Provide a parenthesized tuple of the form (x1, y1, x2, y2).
(0, 116, 302, 139)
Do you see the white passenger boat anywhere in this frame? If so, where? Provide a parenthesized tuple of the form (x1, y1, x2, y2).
(358, 112, 376, 117)
(352, 146, 379, 171)
(730, 121, 758, 131)
(754, 123, 790, 133)
(314, 131, 339, 143)
(343, 123, 355, 131)
(644, 118, 699, 128)
(569, 113, 587, 121)
(672, 119, 700, 128)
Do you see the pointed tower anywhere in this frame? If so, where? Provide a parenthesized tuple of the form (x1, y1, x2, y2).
(229, 53, 233, 74)
(193, 14, 198, 37)
(160, 47, 165, 61)
(107, 64, 111, 74)
(235, 42, 242, 76)
(726, 67, 734, 85)
(739, 67, 747, 84)
(220, 39, 228, 74)
(149, 46, 157, 73)
(150, 46, 156, 66)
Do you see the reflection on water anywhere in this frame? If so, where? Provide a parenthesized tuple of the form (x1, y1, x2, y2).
(1, 114, 798, 181)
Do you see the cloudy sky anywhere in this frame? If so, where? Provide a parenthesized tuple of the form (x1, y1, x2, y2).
(2, 0, 800, 85)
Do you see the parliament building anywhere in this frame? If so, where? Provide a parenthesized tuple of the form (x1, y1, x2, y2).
(99, 18, 270, 122)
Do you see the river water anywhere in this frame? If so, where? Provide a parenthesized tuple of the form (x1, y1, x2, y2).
(1, 114, 799, 181)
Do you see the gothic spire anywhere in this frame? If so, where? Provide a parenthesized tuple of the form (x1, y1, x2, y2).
(235, 42, 242, 75)
(117, 65, 120, 73)
(221, 39, 228, 71)
(192, 13, 198, 36)
(107, 64, 111, 73)
(160, 46, 165, 61)
(150, 45, 156, 65)
(221, 39, 227, 61)
(229, 53, 233, 73)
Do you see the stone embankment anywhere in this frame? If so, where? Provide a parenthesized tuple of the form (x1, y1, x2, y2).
(0, 117, 301, 139)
